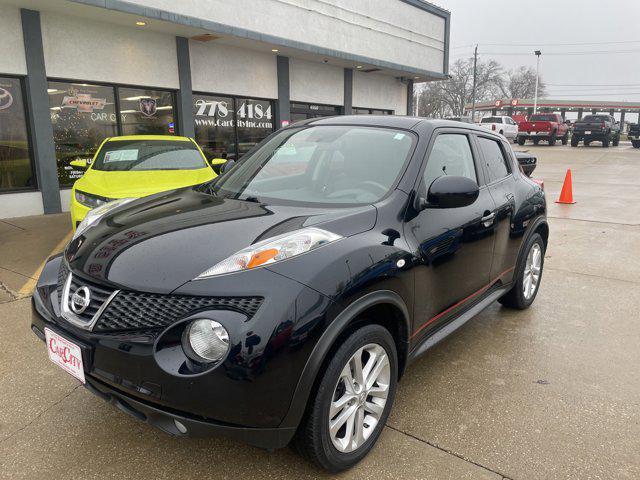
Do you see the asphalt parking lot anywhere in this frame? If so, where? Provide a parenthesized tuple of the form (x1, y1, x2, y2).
(1, 143, 639, 479)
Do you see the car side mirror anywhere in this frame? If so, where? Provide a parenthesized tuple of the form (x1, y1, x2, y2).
(209, 158, 227, 175)
(69, 159, 89, 169)
(220, 159, 236, 174)
(423, 176, 480, 209)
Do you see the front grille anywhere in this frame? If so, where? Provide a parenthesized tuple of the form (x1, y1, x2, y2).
(57, 262, 263, 332)
(94, 293, 264, 331)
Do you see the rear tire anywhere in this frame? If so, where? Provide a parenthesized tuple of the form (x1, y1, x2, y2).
(571, 136, 579, 147)
(498, 233, 545, 310)
(561, 133, 568, 145)
(548, 132, 557, 146)
(612, 135, 620, 147)
(293, 324, 398, 472)
(602, 138, 610, 148)
(533, 139, 540, 145)
(632, 140, 640, 148)
(517, 136, 526, 146)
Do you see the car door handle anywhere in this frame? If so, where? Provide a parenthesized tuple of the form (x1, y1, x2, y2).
(481, 212, 496, 226)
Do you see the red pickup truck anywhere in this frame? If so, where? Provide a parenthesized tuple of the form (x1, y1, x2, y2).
(517, 113, 570, 146)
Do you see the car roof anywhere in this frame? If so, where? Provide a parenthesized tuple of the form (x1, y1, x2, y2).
(106, 135, 192, 142)
(295, 115, 493, 135)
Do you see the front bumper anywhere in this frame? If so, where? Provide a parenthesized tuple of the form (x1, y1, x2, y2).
(31, 320, 293, 448)
(31, 256, 334, 448)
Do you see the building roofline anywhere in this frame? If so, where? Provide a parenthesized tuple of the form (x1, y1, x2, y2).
(69, 0, 449, 80)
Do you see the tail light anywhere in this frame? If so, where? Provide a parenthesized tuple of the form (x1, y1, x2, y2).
(492, 124, 496, 131)
(601, 123, 605, 128)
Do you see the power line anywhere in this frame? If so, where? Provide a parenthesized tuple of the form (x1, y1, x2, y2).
(546, 83, 640, 87)
(453, 40, 640, 48)
(478, 49, 640, 56)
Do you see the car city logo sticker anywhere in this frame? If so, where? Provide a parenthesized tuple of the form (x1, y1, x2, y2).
(139, 98, 157, 117)
(70, 286, 91, 314)
(0, 87, 13, 110)
(61, 93, 107, 113)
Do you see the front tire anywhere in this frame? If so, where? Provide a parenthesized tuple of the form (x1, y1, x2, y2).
(499, 233, 545, 310)
(632, 140, 640, 148)
(293, 324, 398, 472)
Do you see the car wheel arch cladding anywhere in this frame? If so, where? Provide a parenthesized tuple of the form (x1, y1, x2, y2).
(279, 290, 410, 430)
(515, 218, 548, 276)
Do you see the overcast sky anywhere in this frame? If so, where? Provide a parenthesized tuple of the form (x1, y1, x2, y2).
(440, 0, 640, 103)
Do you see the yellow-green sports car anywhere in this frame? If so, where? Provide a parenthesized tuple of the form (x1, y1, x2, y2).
(70, 135, 223, 229)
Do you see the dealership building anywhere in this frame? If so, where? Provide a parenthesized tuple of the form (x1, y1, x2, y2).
(0, 0, 450, 219)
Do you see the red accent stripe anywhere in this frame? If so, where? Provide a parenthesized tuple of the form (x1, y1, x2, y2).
(409, 266, 515, 340)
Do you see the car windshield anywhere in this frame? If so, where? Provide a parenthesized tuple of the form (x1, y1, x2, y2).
(528, 114, 556, 122)
(92, 140, 207, 171)
(481, 117, 501, 123)
(204, 125, 416, 206)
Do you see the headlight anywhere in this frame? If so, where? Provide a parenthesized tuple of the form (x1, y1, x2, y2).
(73, 197, 135, 240)
(195, 227, 342, 279)
(75, 190, 111, 209)
(182, 319, 230, 364)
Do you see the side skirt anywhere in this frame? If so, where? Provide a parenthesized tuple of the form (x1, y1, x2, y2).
(406, 284, 511, 364)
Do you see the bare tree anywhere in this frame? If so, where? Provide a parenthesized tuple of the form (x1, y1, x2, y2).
(414, 58, 504, 118)
(501, 66, 546, 99)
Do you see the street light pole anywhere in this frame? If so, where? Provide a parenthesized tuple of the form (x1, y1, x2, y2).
(533, 50, 542, 114)
(471, 45, 478, 122)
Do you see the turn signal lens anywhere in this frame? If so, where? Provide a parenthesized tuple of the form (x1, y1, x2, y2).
(195, 227, 342, 279)
(183, 319, 229, 364)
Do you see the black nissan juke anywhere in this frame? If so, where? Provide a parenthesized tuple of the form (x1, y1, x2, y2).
(32, 116, 548, 472)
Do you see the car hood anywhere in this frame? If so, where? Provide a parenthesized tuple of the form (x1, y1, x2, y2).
(74, 168, 215, 198)
(65, 187, 377, 293)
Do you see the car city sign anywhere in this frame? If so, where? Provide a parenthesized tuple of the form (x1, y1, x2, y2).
(62, 93, 107, 113)
(0, 87, 13, 110)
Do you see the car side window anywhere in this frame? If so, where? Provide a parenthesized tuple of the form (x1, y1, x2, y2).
(477, 137, 510, 183)
(423, 134, 477, 189)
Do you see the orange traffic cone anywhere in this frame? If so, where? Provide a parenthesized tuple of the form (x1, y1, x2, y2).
(556, 169, 576, 204)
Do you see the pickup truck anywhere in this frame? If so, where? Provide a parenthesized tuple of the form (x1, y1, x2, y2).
(478, 116, 518, 142)
(628, 123, 640, 148)
(571, 114, 620, 147)
(517, 113, 569, 146)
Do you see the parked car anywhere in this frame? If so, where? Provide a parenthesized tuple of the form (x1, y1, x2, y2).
(517, 113, 570, 146)
(32, 117, 548, 472)
(68, 136, 217, 229)
(628, 123, 640, 148)
(514, 151, 537, 176)
(478, 115, 519, 142)
(571, 114, 621, 147)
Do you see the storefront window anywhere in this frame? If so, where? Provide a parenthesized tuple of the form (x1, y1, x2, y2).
(48, 81, 117, 186)
(193, 94, 236, 161)
(193, 95, 275, 162)
(0, 76, 34, 191)
(236, 98, 274, 157)
(119, 87, 175, 136)
(354, 107, 393, 115)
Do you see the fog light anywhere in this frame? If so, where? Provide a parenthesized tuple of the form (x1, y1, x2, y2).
(183, 319, 229, 364)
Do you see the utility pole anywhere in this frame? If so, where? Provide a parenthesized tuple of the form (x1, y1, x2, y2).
(534, 50, 542, 113)
(471, 44, 478, 122)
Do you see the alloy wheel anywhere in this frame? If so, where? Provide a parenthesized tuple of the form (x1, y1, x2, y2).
(523, 243, 542, 300)
(328, 343, 390, 453)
